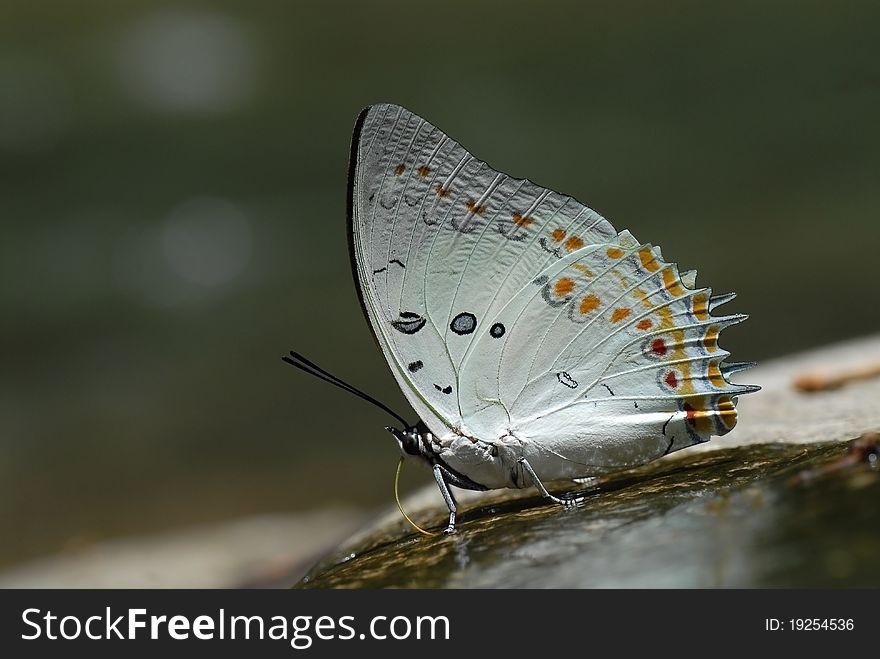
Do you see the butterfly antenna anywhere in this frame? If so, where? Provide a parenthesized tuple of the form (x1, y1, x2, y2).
(282, 351, 410, 428)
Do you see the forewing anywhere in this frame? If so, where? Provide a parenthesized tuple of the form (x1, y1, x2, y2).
(350, 104, 617, 435)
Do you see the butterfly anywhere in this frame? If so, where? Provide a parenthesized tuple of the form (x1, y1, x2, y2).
(287, 103, 758, 533)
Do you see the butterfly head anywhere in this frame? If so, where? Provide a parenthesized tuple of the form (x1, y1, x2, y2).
(386, 425, 423, 457)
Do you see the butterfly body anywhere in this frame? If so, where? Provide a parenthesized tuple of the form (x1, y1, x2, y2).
(392, 404, 700, 492)
(343, 103, 758, 529)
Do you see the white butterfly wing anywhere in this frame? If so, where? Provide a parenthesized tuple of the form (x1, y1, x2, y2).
(350, 103, 756, 476)
(349, 106, 458, 434)
(461, 236, 756, 474)
(349, 104, 616, 436)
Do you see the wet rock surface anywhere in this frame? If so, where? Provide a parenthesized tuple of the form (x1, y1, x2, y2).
(299, 335, 880, 588)
(299, 440, 879, 588)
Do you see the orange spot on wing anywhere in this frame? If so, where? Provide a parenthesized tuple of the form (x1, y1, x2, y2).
(512, 213, 534, 227)
(663, 269, 684, 296)
(639, 248, 660, 272)
(716, 397, 738, 430)
(704, 325, 720, 352)
(606, 247, 624, 259)
(637, 318, 653, 330)
(669, 329, 695, 395)
(565, 236, 584, 251)
(685, 396, 736, 434)
(610, 269, 631, 288)
(394, 164, 405, 176)
(665, 371, 679, 389)
(573, 263, 594, 277)
(692, 293, 709, 320)
(657, 305, 674, 330)
(634, 287, 654, 310)
(554, 277, 576, 297)
(611, 307, 631, 323)
(684, 402, 715, 434)
(579, 294, 600, 314)
(465, 198, 486, 215)
(435, 184, 450, 198)
(708, 361, 727, 388)
(417, 165, 431, 177)
(551, 228, 566, 242)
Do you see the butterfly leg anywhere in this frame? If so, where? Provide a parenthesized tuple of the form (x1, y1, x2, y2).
(432, 464, 458, 533)
(518, 458, 583, 507)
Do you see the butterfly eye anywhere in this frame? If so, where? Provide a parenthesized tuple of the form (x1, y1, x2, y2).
(386, 426, 422, 456)
(400, 432, 421, 456)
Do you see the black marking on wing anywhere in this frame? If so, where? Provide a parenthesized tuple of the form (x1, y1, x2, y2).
(489, 322, 505, 338)
(391, 312, 426, 335)
(372, 259, 405, 275)
(496, 221, 528, 242)
(539, 237, 562, 258)
(407, 360, 423, 373)
(662, 414, 674, 436)
(450, 312, 477, 335)
(602, 383, 615, 396)
(434, 384, 453, 395)
(557, 371, 578, 389)
(539, 280, 572, 308)
(664, 436, 675, 455)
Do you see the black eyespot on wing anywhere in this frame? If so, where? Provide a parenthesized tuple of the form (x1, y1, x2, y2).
(407, 360, 423, 373)
(450, 312, 477, 335)
(434, 384, 453, 395)
(392, 312, 426, 335)
(557, 371, 578, 389)
(489, 322, 505, 338)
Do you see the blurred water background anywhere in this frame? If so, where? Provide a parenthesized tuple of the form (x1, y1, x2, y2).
(2, 1, 879, 571)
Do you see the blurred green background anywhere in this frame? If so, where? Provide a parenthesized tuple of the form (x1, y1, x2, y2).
(1, 0, 878, 570)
